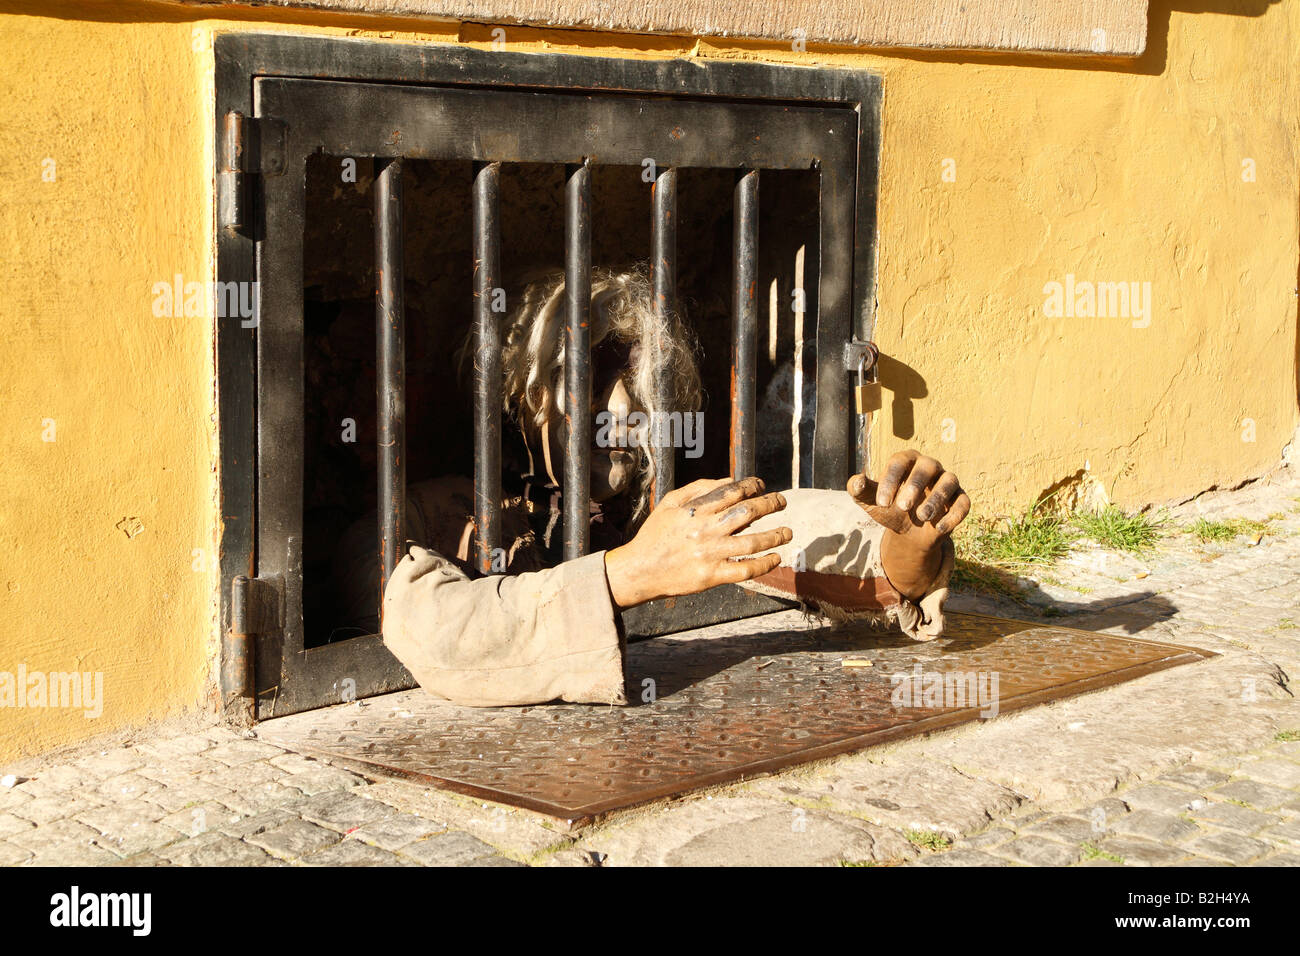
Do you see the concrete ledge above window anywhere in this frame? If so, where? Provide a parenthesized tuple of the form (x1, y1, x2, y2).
(175, 0, 1150, 56)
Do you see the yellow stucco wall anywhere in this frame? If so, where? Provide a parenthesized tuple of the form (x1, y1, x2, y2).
(0, 0, 1296, 760)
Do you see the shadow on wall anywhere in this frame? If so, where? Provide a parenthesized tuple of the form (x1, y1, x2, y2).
(875, 352, 927, 441)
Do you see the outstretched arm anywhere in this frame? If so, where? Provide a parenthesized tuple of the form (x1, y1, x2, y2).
(383, 476, 792, 707)
(383, 545, 628, 707)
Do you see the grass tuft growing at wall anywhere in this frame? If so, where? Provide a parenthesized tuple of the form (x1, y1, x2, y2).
(1073, 506, 1165, 553)
(959, 507, 1076, 567)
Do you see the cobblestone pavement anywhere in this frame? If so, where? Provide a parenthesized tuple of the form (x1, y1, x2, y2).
(3, 467, 1299, 867)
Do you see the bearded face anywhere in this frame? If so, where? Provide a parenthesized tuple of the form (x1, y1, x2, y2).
(524, 337, 644, 503)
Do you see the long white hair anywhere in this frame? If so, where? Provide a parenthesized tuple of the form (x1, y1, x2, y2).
(463, 265, 702, 525)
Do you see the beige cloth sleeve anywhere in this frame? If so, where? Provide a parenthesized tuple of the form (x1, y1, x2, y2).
(381, 544, 628, 707)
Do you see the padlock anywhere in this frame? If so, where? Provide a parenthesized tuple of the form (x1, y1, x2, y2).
(854, 352, 881, 415)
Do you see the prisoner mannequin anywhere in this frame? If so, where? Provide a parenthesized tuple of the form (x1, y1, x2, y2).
(336, 268, 970, 706)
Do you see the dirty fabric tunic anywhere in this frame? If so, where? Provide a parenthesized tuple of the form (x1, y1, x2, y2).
(384, 543, 628, 707)
(344, 480, 953, 708)
(335, 474, 632, 707)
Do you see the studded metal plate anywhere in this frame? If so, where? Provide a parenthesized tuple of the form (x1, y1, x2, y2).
(257, 610, 1215, 829)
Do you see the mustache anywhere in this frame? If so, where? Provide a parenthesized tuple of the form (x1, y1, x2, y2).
(593, 446, 637, 463)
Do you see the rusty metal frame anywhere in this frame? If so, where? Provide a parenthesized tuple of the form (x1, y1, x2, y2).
(214, 34, 883, 719)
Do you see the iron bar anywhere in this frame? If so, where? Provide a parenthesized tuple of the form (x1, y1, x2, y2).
(650, 166, 678, 506)
(472, 162, 503, 575)
(731, 169, 759, 479)
(374, 157, 406, 610)
(563, 162, 592, 560)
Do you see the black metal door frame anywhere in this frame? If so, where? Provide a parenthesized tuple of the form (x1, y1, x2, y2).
(214, 34, 882, 720)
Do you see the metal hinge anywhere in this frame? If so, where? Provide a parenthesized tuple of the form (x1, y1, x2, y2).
(221, 574, 283, 725)
(218, 111, 286, 237)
